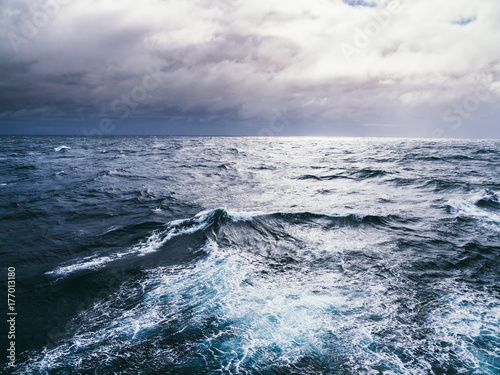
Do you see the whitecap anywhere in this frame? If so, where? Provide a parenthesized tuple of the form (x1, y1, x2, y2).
(447, 193, 500, 231)
(54, 146, 71, 152)
(45, 209, 224, 277)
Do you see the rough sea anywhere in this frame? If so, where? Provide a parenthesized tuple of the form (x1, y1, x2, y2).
(1, 136, 499, 374)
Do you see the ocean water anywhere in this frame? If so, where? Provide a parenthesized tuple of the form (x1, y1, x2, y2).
(0, 136, 499, 374)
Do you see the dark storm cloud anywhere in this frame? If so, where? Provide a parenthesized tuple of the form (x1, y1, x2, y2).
(0, 0, 499, 136)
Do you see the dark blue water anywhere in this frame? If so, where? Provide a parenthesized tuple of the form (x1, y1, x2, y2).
(1, 136, 499, 374)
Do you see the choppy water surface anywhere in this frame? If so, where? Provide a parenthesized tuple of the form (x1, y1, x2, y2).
(1, 136, 499, 374)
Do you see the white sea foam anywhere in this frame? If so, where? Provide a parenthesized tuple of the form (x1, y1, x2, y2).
(429, 284, 500, 374)
(46, 229, 172, 276)
(54, 146, 71, 152)
(47, 256, 114, 276)
(224, 209, 265, 221)
(34, 206, 499, 373)
(46, 209, 225, 277)
(44, 207, 382, 278)
(447, 192, 500, 231)
(30, 222, 430, 374)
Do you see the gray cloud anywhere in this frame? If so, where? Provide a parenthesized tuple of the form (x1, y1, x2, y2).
(0, 0, 499, 137)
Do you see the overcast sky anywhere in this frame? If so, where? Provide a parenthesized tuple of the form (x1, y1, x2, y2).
(0, 0, 499, 137)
